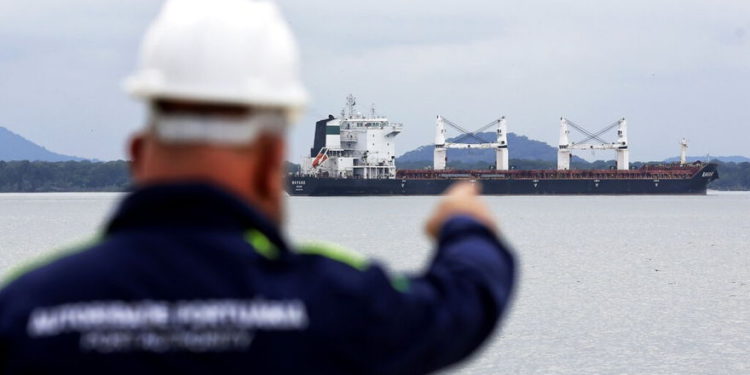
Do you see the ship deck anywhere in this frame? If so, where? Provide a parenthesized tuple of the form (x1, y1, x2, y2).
(396, 163, 703, 180)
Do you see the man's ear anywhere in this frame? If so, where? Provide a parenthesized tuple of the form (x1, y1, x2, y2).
(128, 133, 147, 182)
(252, 134, 286, 199)
(245, 134, 286, 224)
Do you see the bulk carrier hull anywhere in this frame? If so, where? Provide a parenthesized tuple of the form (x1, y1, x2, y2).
(288, 163, 718, 196)
(293, 97, 719, 197)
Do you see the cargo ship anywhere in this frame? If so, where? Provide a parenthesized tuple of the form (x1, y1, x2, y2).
(287, 95, 718, 196)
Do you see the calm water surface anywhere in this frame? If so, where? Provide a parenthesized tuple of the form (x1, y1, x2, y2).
(1, 192, 748, 374)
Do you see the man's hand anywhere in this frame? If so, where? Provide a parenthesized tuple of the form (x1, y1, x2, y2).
(425, 182, 498, 239)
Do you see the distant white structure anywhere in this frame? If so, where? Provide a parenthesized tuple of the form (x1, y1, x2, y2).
(433, 116, 508, 170)
(557, 118, 571, 170)
(496, 117, 509, 171)
(302, 95, 402, 178)
(557, 117, 629, 171)
(615, 119, 629, 170)
(680, 138, 689, 165)
(433, 116, 447, 170)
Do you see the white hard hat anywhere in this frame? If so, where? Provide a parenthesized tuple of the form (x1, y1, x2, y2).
(125, 0, 308, 120)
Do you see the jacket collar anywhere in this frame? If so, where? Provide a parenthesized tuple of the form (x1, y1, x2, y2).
(105, 182, 289, 253)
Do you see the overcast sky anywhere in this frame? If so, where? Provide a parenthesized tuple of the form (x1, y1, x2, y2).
(1, 0, 748, 162)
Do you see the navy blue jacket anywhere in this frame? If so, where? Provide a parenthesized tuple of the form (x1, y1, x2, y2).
(0, 183, 515, 374)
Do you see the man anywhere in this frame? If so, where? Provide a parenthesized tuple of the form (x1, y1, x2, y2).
(0, 1, 516, 374)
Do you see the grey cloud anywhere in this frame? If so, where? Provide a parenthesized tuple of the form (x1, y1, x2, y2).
(282, 0, 750, 162)
(0, 0, 748, 161)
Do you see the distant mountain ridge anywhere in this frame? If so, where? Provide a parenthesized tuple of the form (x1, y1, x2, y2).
(663, 155, 750, 163)
(0, 126, 84, 161)
(397, 131, 749, 167)
(397, 132, 586, 165)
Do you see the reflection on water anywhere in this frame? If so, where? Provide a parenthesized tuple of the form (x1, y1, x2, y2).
(2, 191, 749, 374)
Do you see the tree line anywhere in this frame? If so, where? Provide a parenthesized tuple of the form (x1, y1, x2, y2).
(0, 161, 130, 192)
(706, 161, 750, 190)
(0, 160, 747, 192)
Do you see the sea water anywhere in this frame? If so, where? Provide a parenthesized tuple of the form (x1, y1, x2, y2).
(1, 192, 748, 374)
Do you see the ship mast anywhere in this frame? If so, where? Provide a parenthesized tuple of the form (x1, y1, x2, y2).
(345, 94, 356, 118)
(679, 138, 688, 165)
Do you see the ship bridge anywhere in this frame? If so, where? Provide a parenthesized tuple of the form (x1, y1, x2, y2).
(302, 95, 402, 179)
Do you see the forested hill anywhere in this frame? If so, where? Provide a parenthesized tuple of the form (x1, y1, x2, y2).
(0, 126, 84, 161)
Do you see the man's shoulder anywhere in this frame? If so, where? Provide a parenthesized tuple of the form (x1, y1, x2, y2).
(0, 237, 121, 308)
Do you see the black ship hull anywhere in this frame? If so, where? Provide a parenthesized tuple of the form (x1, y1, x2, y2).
(288, 164, 718, 196)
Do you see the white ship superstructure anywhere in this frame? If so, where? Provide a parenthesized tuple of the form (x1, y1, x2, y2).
(302, 95, 403, 179)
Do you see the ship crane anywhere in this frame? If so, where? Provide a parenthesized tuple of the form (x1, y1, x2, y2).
(434, 116, 508, 170)
(557, 117, 629, 170)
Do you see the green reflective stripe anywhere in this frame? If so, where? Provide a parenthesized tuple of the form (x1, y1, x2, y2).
(1, 236, 102, 288)
(245, 229, 279, 260)
(297, 242, 369, 271)
(390, 274, 411, 293)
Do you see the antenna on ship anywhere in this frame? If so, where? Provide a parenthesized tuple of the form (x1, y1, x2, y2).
(371, 103, 376, 118)
(346, 94, 356, 118)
